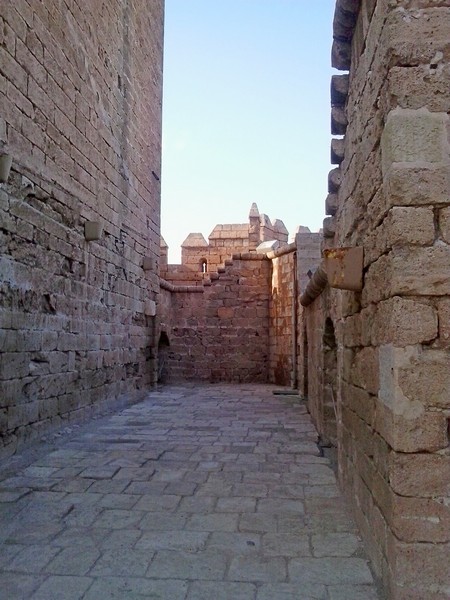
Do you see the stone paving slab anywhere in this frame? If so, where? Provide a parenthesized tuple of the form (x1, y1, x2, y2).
(0, 383, 383, 599)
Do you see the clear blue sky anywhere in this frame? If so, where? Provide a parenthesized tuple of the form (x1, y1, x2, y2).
(161, 1, 335, 263)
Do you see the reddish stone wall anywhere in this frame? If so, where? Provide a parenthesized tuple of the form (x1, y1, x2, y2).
(160, 265, 205, 287)
(167, 204, 289, 278)
(303, 1, 450, 597)
(0, 0, 164, 457)
(158, 255, 271, 382)
(269, 250, 296, 386)
(180, 226, 251, 275)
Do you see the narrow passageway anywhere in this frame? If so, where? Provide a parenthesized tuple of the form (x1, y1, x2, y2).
(0, 385, 380, 600)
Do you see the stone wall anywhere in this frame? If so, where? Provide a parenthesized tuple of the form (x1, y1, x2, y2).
(296, 231, 323, 404)
(0, 0, 164, 457)
(160, 230, 322, 389)
(304, 1, 450, 597)
(269, 250, 295, 387)
(158, 254, 271, 382)
(163, 203, 289, 279)
(269, 247, 296, 387)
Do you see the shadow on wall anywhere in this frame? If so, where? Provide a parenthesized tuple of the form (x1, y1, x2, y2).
(323, 317, 338, 447)
(158, 332, 170, 382)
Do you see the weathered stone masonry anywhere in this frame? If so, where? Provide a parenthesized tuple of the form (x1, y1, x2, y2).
(158, 206, 301, 385)
(1, 2, 449, 598)
(0, 0, 164, 457)
(160, 253, 271, 383)
(304, 1, 450, 598)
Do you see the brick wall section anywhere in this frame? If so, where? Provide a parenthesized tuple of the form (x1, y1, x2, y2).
(158, 255, 271, 383)
(0, 0, 164, 457)
(305, 1, 450, 597)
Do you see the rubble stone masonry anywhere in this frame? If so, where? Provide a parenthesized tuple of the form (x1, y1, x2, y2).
(0, 0, 164, 457)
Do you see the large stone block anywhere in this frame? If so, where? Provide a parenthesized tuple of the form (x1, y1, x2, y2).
(384, 164, 450, 207)
(391, 495, 450, 544)
(331, 106, 348, 135)
(372, 432, 391, 481)
(374, 398, 447, 453)
(390, 453, 450, 497)
(365, 207, 437, 268)
(387, 206, 435, 246)
(398, 348, 450, 409)
(325, 193, 338, 216)
(385, 6, 450, 67)
(328, 168, 342, 193)
(372, 297, 438, 346)
(381, 107, 449, 174)
(338, 147, 383, 233)
(370, 469, 392, 524)
(388, 65, 450, 112)
(0, 352, 30, 379)
(390, 246, 450, 296)
(389, 536, 450, 598)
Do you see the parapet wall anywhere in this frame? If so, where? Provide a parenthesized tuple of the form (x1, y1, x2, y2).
(164, 203, 289, 278)
(0, 0, 164, 457)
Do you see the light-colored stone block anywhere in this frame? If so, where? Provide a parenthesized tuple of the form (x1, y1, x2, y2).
(390, 453, 450, 498)
(374, 399, 448, 453)
(387, 206, 435, 246)
(384, 164, 450, 207)
(391, 246, 450, 296)
(372, 297, 438, 346)
(381, 107, 449, 174)
(398, 348, 450, 409)
(144, 299, 156, 316)
(379, 345, 423, 417)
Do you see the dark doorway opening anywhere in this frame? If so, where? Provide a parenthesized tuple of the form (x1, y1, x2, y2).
(158, 332, 170, 382)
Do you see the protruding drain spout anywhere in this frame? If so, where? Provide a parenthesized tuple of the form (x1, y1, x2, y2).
(300, 263, 328, 307)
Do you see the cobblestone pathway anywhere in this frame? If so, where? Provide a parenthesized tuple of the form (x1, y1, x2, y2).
(0, 384, 381, 599)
